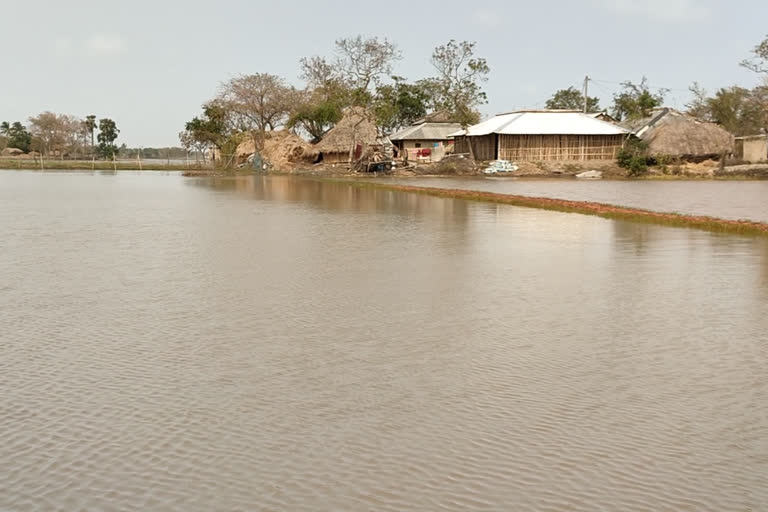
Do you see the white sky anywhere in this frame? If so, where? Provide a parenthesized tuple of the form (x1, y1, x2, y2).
(1, 0, 765, 146)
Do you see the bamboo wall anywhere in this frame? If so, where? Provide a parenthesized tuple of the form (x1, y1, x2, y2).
(498, 134, 624, 161)
(454, 135, 498, 160)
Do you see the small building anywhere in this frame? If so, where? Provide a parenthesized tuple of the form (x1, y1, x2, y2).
(589, 111, 619, 123)
(389, 112, 462, 162)
(452, 110, 629, 161)
(623, 108, 734, 161)
(311, 107, 378, 164)
(735, 135, 768, 163)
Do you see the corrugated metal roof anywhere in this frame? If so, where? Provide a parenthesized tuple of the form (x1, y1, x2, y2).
(389, 122, 463, 141)
(451, 111, 629, 137)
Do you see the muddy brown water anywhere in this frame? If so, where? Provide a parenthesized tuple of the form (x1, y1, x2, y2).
(385, 177, 768, 223)
(1, 171, 767, 511)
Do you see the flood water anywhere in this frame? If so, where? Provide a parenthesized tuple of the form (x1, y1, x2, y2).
(1, 171, 767, 511)
(386, 177, 768, 223)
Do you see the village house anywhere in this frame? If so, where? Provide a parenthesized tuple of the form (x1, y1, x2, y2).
(311, 107, 378, 164)
(452, 110, 629, 161)
(622, 108, 733, 161)
(734, 135, 768, 163)
(389, 112, 462, 163)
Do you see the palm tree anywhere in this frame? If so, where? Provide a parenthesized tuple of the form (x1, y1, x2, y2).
(84, 115, 97, 152)
(0, 121, 9, 136)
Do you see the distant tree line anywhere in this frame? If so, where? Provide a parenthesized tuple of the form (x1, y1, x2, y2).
(179, 36, 491, 163)
(0, 114, 120, 159)
(119, 146, 188, 159)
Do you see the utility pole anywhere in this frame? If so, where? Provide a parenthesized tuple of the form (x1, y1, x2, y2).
(583, 75, 590, 113)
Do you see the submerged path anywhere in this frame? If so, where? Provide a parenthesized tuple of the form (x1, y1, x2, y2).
(337, 180, 768, 237)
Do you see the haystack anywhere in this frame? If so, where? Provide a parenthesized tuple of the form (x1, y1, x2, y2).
(235, 130, 314, 170)
(1, 147, 24, 157)
(624, 108, 733, 160)
(312, 107, 378, 164)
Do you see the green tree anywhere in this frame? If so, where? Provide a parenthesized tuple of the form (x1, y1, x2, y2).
(545, 87, 600, 112)
(706, 86, 766, 136)
(97, 118, 120, 159)
(2, 121, 32, 152)
(611, 78, 666, 121)
(287, 96, 343, 142)
(179, 103, 230, 162)
(373, 77, 431, 134)
(425, 40, 490, 128)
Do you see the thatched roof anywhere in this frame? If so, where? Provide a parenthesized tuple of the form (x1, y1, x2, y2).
(313, 107, 378, 154)
(1, 147, 24, 156)
(624, 108, 734, 158)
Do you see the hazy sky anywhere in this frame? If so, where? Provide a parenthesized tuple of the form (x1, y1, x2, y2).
(1, 0, 765, 146)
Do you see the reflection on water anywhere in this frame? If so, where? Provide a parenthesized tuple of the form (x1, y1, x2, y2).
(386, 177, 768, 223)
(1, 171, 767, 511)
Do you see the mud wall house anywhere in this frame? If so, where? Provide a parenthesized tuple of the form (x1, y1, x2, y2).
(388, 113, 463, 162)
(452, 110, 629, 161)
(623, 108, 734, 161)
(735, 135, 768, 163)
(312, 107, 378, 164)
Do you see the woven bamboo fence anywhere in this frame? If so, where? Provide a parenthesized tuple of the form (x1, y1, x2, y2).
(498, 134, 624, 161)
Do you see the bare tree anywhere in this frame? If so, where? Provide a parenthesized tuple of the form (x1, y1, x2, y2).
(334, 35, 401, 104)
(218, 73, 296, 150)
(425, 40, 490, 160)
(28, 112, 84, 158)
(741, 35, 768, 74)
(686, 82, 711, 120)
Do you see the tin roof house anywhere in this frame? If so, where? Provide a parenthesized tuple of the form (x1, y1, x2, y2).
(389, 112, 463, 162)
(452, 110, 630, 161)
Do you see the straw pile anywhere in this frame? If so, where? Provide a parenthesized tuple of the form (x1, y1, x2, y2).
(236, 131, 314, 170)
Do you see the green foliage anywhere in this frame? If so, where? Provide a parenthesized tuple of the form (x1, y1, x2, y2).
(181, 103, 230, 153)
(707, 86, 767, 136)
(287, 99, 343, 142)
(373, 77, 431, 134)
(1, 121, 32, 152)
(545, 87, 600, 112)
(84, 115, 97, 149)
(96, 118, 120, 159)
(611, 78, 666, 121)
(617, 139, 649, 177)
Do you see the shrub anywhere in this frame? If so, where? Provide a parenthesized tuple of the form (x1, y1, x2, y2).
(617, 139, 649, 177)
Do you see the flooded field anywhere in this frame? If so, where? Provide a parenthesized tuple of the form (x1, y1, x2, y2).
(386, 177, 768, 223)
(1, 171, 767, 511)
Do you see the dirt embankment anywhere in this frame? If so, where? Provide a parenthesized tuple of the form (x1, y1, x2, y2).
(337, 180, 768, 237)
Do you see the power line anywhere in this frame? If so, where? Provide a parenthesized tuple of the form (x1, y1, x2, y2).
(590, 78, 690, 93)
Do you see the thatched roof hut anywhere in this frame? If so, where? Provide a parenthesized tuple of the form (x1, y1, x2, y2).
(623, 108, 734, 160)
(312, 107, 378, 164)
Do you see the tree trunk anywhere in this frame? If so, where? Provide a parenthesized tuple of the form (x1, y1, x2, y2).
(467, 136, 476, 161)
